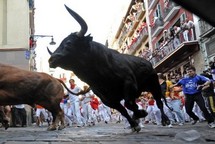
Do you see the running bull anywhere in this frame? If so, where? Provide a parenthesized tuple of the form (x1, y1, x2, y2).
(0, 63, 66, 130)
(48, 5, 170, 132)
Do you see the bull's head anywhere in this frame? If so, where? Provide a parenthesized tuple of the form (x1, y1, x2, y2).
(48, 5, 88, 69)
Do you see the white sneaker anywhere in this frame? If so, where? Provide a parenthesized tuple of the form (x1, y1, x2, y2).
(208, 122, 215, 128)
(124, 126, 131, 129)
(178, 123, 184, 126)
(167, 124, 173, 128)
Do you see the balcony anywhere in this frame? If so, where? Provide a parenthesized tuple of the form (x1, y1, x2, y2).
(137, 6, 146, 21)
(127, 26, 148, 55)
(148, 0, 159, 10)
(127, 21, 139, 37)
(151, 17, 164, 38)
(149, 29, 199, 73)
(153, 41, 199, 73)
(118, 26, 128, 47)
(163, 1, 180, 22)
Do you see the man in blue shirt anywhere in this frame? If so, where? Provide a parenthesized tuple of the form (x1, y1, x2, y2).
(172, 66, 215, 128)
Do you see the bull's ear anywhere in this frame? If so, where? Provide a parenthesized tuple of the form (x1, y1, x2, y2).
(64, 4, 88, 37)
(86, 34, 93, 41)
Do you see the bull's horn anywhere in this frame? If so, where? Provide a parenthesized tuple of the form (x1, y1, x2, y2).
(64, 4, 88, 37)
(47, 47, 53, 55)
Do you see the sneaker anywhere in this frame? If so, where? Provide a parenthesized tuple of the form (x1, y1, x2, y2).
(167, 124, 173, 128)
(208, 122, 215, 128)
(191, 120, 198, 125)
(178, 123, 184, 126)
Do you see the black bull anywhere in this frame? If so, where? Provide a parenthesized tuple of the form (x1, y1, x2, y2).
(48, 1, 215, 131)
(48, 5, 171, 132)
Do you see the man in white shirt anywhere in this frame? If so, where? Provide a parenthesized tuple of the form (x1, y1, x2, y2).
(81, 85, 96, 126)
(67, 79, 85, 127)
(185, 18, 195, 41)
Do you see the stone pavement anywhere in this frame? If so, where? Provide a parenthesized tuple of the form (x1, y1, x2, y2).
(0, 121, 215, 144)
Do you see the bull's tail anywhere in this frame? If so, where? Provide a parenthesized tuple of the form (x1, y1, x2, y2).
(57, 79, 78, 95)
(57, 79, 90, 95)
(148, 73, 173, 111)
(161, 94, 173, 111)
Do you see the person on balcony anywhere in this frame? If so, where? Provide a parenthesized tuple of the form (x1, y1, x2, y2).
(185, 18, 195, 41)
(173, 26, 181, 48)
(180, 20, 189, 42)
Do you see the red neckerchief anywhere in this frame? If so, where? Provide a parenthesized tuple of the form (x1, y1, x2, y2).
(70, 84, 76, 89)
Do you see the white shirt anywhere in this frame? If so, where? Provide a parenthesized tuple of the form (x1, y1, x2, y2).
(187, 20, 194, 29)
(14, 104, 25, 109)
(68, 85, 81, 103)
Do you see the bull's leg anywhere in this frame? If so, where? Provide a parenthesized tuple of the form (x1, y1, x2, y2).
(57, 110, 65, 130)
(98, 94, 140, 132)
(148, 74, 170, 126)
(123, 81, 148, 121)
(46, 105, 65, 131)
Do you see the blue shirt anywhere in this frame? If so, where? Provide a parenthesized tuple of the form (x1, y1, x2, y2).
(177, 74, 209, 95)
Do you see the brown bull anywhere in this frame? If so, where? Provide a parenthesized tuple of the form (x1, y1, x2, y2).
(0, 63, 66, 130)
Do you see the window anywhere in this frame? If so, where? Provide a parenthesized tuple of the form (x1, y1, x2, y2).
(180, 13, 186, 22)
(154, 4, 162, 18)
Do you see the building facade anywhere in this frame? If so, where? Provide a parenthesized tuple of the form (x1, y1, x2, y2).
(0, 0, 34, 70)
(111, 0, 149, 58)
(198, 19, 215, 69)
(111, 0, 212, 78)
(0, 0, 35, 125)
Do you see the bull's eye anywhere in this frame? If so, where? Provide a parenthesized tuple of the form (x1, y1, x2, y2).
(66, 39, 73, 45)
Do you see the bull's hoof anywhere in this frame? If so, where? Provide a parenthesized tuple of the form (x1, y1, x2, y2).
(131, 125, 141, 133)
(161, 115, 170, 126)
(58, 125, 65, 130)
(47, 126, 57, 131)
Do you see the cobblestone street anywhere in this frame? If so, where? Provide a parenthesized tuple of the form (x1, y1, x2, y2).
(0, 121, 215, 144)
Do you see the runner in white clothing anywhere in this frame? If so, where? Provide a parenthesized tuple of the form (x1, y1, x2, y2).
(81, 85, 96, 126)
(67, 79, 84, 127)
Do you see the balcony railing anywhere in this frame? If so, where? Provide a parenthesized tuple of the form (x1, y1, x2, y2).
(151, 17, 164, 37)
(136, 6, 146, 21)
(128, 26, 148, 54)
(148, 28, 197, 67)
(163, 1, 180, 22)
(118, 26, 128, 46)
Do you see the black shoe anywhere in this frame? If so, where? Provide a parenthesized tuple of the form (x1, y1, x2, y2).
(191, 120, 198, 125)
(116, 120, 121, 123)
